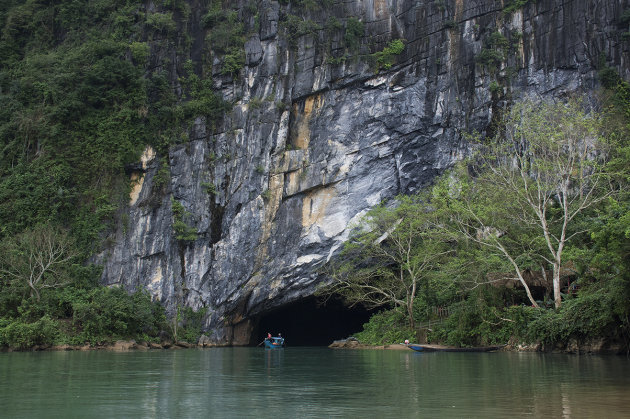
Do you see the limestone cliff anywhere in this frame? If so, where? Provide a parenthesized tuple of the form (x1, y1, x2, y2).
(97, 0, 630, 344)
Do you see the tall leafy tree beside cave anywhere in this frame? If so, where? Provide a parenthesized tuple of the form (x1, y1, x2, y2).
(435, 100, 616, 308)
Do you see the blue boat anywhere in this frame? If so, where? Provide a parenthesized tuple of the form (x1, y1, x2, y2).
(264, 336, 285, 348)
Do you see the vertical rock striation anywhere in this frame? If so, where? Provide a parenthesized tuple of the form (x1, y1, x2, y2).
(97, 0, 630, 344)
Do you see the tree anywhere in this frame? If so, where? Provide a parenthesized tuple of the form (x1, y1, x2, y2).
(319, 195, 451, 330)
(434, 163, 543, 307)
(0, 225, 77, 301)
(435, 100, 615, 308)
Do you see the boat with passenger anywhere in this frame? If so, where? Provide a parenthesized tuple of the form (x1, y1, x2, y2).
(264, 336, 285, 349)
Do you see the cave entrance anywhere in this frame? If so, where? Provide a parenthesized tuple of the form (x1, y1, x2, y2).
(252, 297, 373, 346)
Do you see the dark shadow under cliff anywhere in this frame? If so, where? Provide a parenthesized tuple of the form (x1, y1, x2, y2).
(253, 297, 372, 346)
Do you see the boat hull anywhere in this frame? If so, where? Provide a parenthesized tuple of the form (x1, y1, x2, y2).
(264, 337, 285, 349)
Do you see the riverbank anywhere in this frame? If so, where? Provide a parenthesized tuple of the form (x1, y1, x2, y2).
(2, 339, 409, 352)
(2, 337, 626, 355)
(328, 337, 628, 355)
(0, 338, 228, 352)
(329, 338, 411, 351)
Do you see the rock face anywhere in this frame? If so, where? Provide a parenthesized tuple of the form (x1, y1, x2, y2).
(97, 0, 630, 344)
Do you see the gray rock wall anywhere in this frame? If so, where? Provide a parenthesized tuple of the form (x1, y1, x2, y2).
(97, 0, 630, 344)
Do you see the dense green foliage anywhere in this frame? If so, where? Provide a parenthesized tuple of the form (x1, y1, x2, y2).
(277, 0, 335, 9)
(503, 0, 534, 14)
(0, 284, 165, 348)
(475, 31, 510, 71)
(281, 14, 323, 48)
(371, 39, 405, 71)
(170, 305, 208, 344)
(0, 221, 170, 348)
(344, 17, 364, 52)
(203, 2, 246, 76)
(354, 309, 414, 345)
(171, 197, 198, 241)
(318, 195, 451, 330)
(0, 315, 59, 350)
(338, 96, 630, 350)
(0, 0, 221, 248)
(0, 0, 229, 349)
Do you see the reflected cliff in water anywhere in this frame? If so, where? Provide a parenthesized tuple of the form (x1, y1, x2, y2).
(2, 348, 629, 418)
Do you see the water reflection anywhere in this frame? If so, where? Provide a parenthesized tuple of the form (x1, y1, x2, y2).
(264, 347, 284, 373)
(0, 349, 628, 418)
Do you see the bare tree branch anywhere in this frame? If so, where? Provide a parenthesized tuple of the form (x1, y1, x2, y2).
(0, 225, 77, 301)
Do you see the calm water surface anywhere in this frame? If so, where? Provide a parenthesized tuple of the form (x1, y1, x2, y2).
(1, 347, 629, 418)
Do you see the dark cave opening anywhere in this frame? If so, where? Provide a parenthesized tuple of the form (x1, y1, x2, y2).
(252, 297, 373, 346)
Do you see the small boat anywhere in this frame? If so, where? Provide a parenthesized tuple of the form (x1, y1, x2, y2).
(407, 343, 504, 352)
(264, 336, 285, 349)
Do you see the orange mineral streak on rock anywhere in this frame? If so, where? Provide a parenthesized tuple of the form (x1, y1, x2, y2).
(454, 0, 463, 18)
(129, 146, 156, 205)
(292, 94, 323, 150)
(302, 186, 336, 229)
(284, 170, 300, 197)
(129, 172, 145, 206)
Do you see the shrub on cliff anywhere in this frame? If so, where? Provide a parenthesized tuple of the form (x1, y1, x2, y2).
(71, 287, 166, 344)
(0, 315, 59, 350)
(354, 309, 414, 345)
(0, 274, 167, 349)
(371, 39, 405, 71)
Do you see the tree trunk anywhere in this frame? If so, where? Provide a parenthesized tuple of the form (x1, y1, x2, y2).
(408, 309, 415, 331)
(28, 280, 40, 301)
(498, 241, 539, 308)
(553, 264, 562, 309)
(407, 294, 415, 330)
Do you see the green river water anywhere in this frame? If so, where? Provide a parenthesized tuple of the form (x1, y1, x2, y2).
(1, 347, 628, 418)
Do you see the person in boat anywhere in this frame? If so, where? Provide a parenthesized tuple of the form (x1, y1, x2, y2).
(267, 332, 272, 340)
